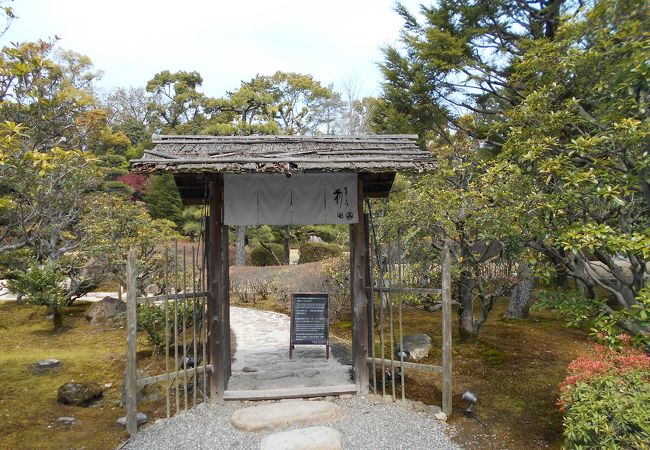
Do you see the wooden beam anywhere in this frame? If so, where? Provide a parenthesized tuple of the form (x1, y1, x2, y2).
(208, 175, 226, 402)
(350, 178, 369, 394)
(366, 357, 442, 373)
(223, 384, 357, 401)
(125, 248, 138, 435)
(135, 291, 208, 304)
(137, 364, 213, 388)
(441, 241, 453, 416)
(365, 287, 443, 295)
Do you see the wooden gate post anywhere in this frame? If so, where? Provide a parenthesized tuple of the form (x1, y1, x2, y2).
(350, 178, 369, 394)
(441, 240, 453, 415)
(125, 248, 138, 435)
(208, 175, 226, 402)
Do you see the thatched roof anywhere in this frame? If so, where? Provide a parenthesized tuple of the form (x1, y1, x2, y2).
(130, 134, 435, 175)
(130, 134, 436, 202)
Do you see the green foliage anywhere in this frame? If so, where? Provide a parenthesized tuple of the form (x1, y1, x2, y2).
(247, 225, 277, 245)
(559, 344, 650, 449)
(146, 70, 207, 134)
(144, 174, 183, 228)
(81, 193, 179, 294)
(535, 289, 650, 350)
(250, 243, 284, 266)
(298, 242, 344, 264)
(7, 262, 66, 314)
(113, 302, 194, 353)
(0, 122, 103, 263)
(180, 206, 204, 240)
(0, 41, 104, 151)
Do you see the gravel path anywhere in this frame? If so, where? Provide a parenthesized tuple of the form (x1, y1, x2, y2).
(124, 396, 459, 449)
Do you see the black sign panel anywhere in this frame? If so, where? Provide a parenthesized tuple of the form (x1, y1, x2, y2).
(290, 293, 329, 347)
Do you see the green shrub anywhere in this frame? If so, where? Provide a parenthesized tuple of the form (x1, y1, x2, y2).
(299, 242, 344, 264)
(8, 262, 67, 328)
(250, 243, 284, 266)
(559, 342, 650, 449)
(112, 302, 195, 353)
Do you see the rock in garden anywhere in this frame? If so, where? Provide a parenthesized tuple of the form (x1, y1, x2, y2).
(426, 404, 442, 416)
(434, 412, 448, 421)
(85, 296, 126, 325)
(57, 382, 103, 406)
(260, 426, 342, 450)
(231, 400, 342, 432)
(57, 416, 76, 426)
(242, 366, 257, 373)
(402, 333, 433, 360)
(116, 412, 148, 427)
(34, 358, 61, 373)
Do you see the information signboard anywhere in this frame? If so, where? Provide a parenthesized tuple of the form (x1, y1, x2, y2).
(290, 293, 329, 358)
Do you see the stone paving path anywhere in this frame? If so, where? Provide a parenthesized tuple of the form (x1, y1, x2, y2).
(228, 306, 352, 391)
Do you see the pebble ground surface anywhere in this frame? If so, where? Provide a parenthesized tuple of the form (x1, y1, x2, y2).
(123, 396, 459, 449)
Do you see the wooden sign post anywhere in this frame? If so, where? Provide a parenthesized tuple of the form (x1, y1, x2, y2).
(290, 293, 329, 359)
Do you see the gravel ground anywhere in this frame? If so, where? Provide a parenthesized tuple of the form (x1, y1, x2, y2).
(123, 395, 459, 449)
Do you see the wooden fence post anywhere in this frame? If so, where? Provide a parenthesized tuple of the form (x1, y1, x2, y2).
(441, 241, 453, 416)
(208, 175, 225, 402)
(125, 248, 138, 435)
(351, 178, 369, 394)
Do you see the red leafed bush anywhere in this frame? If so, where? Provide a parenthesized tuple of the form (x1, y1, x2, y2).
(558, 337, 650, 448)
(117, 173, 147, 195)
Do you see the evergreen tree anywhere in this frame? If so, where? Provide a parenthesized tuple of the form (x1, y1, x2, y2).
(144, 174, 183, 228)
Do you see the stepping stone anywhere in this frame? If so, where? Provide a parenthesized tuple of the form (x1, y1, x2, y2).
(302, 368, 320, 377)
(260, 426, 342, 450)
(231, 401, 342, 431)
(116, 412, 148, 427)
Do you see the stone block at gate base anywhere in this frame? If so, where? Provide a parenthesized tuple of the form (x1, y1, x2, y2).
(260, 426, 342, 450)
(230, 400, 342, 431)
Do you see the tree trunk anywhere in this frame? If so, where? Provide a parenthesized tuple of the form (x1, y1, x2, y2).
(553, 249, 569, 290)
(52, 310, 64, 330)
(235, 225, 246, 266)
(284, 225, 290, 264)
(505, 262, 535, 319)
(458, 269, 476, 341)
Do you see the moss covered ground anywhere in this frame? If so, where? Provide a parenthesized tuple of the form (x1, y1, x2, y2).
(0, 301, 129, 449)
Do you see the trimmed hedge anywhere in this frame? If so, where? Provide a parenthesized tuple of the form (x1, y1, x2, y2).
(250, 243, 284, 266)
(299, 242, 344, 264)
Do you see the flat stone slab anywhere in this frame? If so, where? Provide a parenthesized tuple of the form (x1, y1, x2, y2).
(230, 400, 342, 431)
(260, 426, 342, 450)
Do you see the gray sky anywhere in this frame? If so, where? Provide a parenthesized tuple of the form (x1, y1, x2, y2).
(3, 0, 424, 98)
